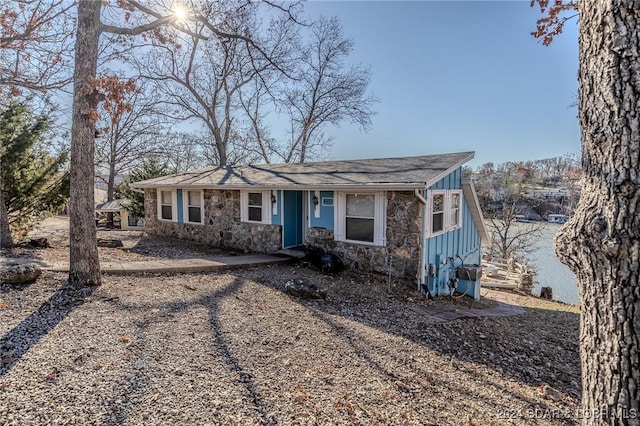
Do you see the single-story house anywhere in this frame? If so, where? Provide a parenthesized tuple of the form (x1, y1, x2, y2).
(95, 199, 144, 230)
(132, 151, 489, 299)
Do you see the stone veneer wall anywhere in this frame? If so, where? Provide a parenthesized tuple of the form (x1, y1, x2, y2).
(144, 189, 282, 253)
(306, 191, 422, 279)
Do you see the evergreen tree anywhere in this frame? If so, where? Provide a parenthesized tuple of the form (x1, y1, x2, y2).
(115, 157, 173, 221)
(0, 103, 69, 247)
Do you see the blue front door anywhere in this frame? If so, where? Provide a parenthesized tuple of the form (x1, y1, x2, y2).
(283, 190, 304, 248)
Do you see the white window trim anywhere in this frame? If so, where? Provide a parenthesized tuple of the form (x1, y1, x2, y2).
(449, 189, 463, 231)
(429, 190, 447, 237)
(427, 189, 464, 237)
(334, 191, 386, 246)
(183, 189, 205, 225)
(157, 189, 178, 222)
(240, 190, 272, 224)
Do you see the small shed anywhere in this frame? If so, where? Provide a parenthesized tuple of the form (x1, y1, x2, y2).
(95, 199, 143, 230)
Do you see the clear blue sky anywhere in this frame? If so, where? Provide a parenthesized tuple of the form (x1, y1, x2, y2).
(300, 1, 580, 168)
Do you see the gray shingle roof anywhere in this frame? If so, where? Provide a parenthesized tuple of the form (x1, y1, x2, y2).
(95, 199, 129, 212)
(132, 151, 474, 190)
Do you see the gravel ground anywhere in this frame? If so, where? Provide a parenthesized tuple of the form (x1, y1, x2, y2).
(0, 217, 581, 425)
(4, 217, 241, 264)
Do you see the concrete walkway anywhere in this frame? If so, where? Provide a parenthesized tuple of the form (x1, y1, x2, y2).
(46, 254, 293, 274)
(410, 288, 526, 322)
(1, 254, 292, 275)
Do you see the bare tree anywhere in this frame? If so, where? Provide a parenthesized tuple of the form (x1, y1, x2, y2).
(134, 7, 296, 166)
(245, 16, 377, 164)
(157, 132, 208, 173)
(484, 191, 544, 261)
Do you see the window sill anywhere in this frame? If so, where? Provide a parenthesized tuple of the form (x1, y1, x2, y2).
(428, 226, 462, 238)
(341, 238, 383, 247)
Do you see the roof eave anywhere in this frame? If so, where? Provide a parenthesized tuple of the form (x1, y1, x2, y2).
(424, 151, 475, 189)
(462, 178, 491, 245)
(132, 182, 428, 191)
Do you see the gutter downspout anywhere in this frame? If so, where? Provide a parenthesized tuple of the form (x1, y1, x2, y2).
(414, 188, 428, 294)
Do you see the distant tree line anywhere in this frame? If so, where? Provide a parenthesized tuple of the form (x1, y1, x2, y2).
(468, 154, 582, 261)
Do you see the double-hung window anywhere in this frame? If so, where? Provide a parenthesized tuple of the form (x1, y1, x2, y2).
(431, 192, 445, 234)
(335, 191, 386, 246)
(185, 190, 203, 224)
(240, 191, 271, 224)
(159, 190, 175, 221)
(248, 192, 263, 222)
(345, 193, 375, 243)
(450, 190, 462, 229)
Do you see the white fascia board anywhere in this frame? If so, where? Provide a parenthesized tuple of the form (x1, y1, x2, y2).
(423, 152, 475, 189)
(133, 183, 427, 191)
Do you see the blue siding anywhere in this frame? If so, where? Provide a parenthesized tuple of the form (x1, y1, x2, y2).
(271, 190, 282, 225)
(429, 166, 462, 190)
(310, 190, 334, 230)
(423, 167, 482, 296)
(176, 189, 183, 223)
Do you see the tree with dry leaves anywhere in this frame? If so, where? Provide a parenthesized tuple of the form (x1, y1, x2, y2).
(0, 0, 74, 95)
(533, 0, 639, 421)
(1, 0, 74, 249)
(67, 0, 301, 286)
(95, 76, 164, 203)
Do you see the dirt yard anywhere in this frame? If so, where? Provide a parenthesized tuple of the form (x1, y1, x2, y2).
(0, 217, 581, 425)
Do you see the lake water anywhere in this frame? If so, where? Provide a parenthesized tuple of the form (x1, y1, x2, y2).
(527, 223, 579, 305)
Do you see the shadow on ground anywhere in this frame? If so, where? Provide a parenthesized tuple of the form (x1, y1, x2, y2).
(0, 265, 581, 425)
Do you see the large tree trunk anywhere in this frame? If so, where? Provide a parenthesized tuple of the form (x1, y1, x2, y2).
(0, 188, 12, 249)
(555, 1, 639, 422)
(68, 0, 102, 286)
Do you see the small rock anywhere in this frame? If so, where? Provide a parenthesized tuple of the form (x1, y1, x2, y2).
(284, 278, 327, 299)
(97, 238, 123, 248)
(0, 263, 42, 285)
(28, 238, 50, 248)
(540, 383, 564, 401)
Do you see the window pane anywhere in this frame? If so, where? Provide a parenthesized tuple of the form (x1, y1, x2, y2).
(248, 192, 262, 206)
(451, 209, 460, 226)
(346, 194, 374, 217)
(451, 193, 460, 209)
(248, 206, 262, 222)
(188, 206, 201, 223)
(432, 212, 444, 233)
(433, 194, 444, 213)
(161, 191, 172, 204)
(161, 205, 172, 220)
(346, 217, 374, 242)
(188, 191, 201, 206)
